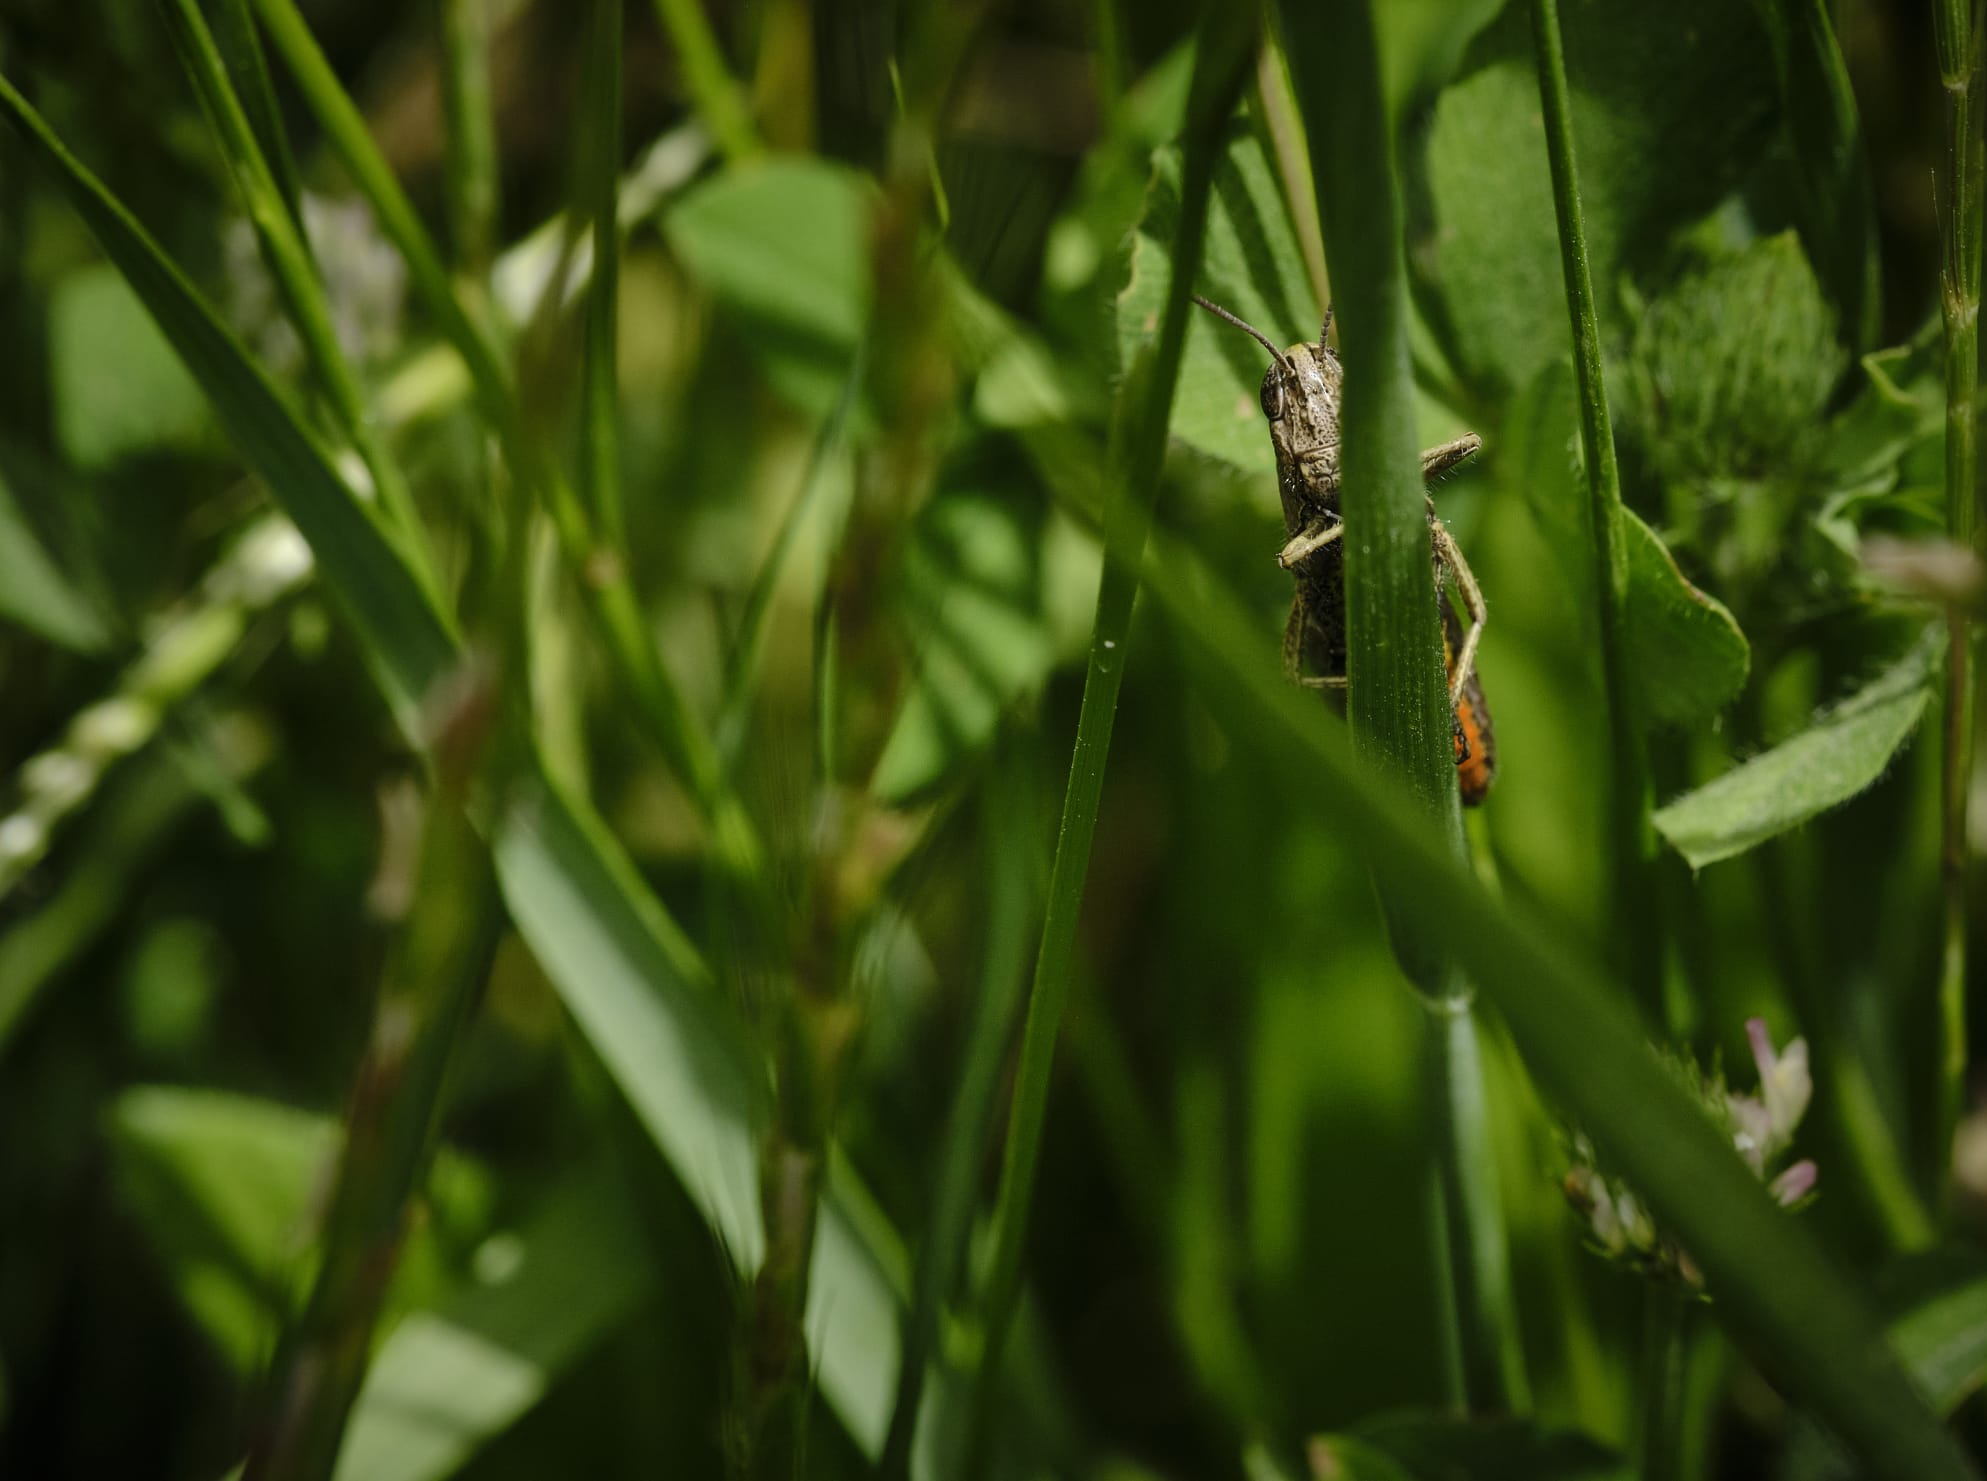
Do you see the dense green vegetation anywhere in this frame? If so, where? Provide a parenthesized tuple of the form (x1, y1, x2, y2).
(2, 1, 1986, 1478)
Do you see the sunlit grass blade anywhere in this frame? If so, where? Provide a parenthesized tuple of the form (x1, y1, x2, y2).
(1276, 0, 1526, 1411)
(245, 0, 747, 863)
(647, 0, 761, 162)
(208, 0, 304, 226)
(246, 0, 513, 419)
(965, 11, 1256, 1467)
(159, 0, 432, 569)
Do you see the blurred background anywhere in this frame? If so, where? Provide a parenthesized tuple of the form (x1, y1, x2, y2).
(0, 0, 1979, 1477)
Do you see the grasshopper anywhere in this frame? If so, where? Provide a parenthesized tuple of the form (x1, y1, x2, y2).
(1192, 296, 1495, 804)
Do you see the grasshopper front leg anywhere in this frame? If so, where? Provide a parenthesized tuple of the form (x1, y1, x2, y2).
(1421, 433, 1482, 483)
(1426, 502, 1486, 707)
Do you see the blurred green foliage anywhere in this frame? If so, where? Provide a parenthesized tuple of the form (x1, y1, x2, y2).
(1, 1, 1986, 1479)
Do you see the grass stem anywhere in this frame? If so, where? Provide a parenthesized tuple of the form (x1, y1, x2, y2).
(963, 13, 1256, 1468)
(1528, 0, 1659, 1027)
(1934, 0, 1982, 1210)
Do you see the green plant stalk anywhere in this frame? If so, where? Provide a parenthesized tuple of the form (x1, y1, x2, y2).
(1278, 0, 1527, 1413)
(648, 0, 760, 162)
(1529, 0, 1660, 1023)
(1935, 0, 1982, 1209)
(580, 0, 627, 554)
(160, 0, 431, 570)
(247, 0, 511, 417)
(1637, 1286, 1692, 1481)
(439, 0, 500, 278)
(880, 753, 1034, 1480)
(1252, 39, 1329, 317)
(208, 0, 304, 226)
(243, 712, 502, 1481)
(965, 13, 1255, 1468)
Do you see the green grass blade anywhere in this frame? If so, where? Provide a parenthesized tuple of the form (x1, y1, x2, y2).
(1527, 0, 1660, 1021)
(439, 0, 501, 276)
(579, 0, 626, 552)
(159, 0, 431, 566)
(246, 0, 514, 421)
(1933, 0, 1983, 1210)
(880, 747, 1036, 1478)
(208, 0, 305, 227)
(966, 11, 1256, 1465)
(1277, 0, 1527, 1411)
(647, 0, 760, 162)
(1755, 0, 1883, 353)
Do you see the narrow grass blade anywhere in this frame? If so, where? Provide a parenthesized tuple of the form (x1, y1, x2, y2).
(1754, 0, 1883, 352)
(1933, 0, 1983, 1207)
(966, 10, 1256, 1464)
(245, 0, 513, 421)
(159, 0, 432, 566)
(439, 0, 500, 276)
(1526, 0, 1659, 1021)
(579, 0, 626, 551)
(208, 0, 304, 226)
(647, 0, 761, 162)
(881, 746, 1036, 1478)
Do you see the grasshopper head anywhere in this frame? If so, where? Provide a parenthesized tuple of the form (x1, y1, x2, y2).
(1191, 297, 1342, 473)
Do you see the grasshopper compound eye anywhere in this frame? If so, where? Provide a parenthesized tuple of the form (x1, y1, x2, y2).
(1259, 374, 1285, 420)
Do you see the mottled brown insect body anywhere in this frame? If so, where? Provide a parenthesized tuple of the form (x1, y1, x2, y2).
(1192, 296, 1495, 805)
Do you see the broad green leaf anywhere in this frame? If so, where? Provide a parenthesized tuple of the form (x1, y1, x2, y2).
(872, 490, 1056, 800)
(106, 1087, 488, 1374)
(662, 158, 874, 418)
(0, 466, 112, 650)
(335, 1170, 652, 1481)
(1346, 1412, 1629, 1481)
(1117, 126, 1318, 471)
(51, 265, 211, 468)
(1406, 0, 1778, 401)
(1815, 336, 1945, 490)
(1653, 627, 1941, 868)
(489, 775, 765, 1262)
(1626, 233, 1845, 486)
(1503, 362, 1750, 725)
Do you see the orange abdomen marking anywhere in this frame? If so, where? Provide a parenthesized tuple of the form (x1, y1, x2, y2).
(1453, 690, 1495, 807)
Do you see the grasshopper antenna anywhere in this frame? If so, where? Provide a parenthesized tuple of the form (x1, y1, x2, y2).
(1191, 295, 1294, 373)
(1320, 305, 1334, 348)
